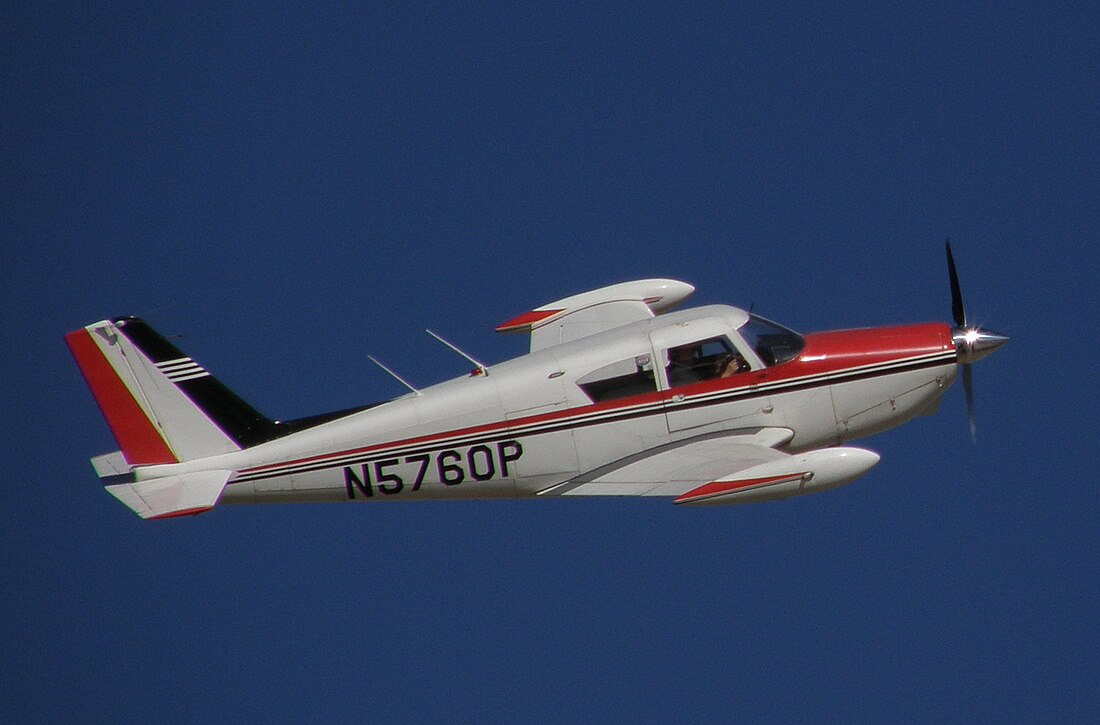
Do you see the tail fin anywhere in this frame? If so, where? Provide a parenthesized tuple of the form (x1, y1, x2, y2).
(65, 317, 279, 465)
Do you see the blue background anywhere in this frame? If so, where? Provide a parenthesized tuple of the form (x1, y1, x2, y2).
(3, 3, 1097, 721)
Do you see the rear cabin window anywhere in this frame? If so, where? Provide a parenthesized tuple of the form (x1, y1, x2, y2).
(739, 314, 805, 366)
(577, 355, 657, 403)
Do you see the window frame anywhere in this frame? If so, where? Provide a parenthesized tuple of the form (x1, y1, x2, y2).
(649, 316, 764, 392)
(575, 352, 659, 403)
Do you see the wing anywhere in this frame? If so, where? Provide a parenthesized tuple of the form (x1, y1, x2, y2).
(496, 279, 694, 352)
(540, 429, 880, 506)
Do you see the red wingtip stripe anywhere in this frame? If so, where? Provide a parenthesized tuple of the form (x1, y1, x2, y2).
(148, 506, 213, 520)
(65, 328, 177, 466)
(674, 473, 807, 504)
(495, 309, 563, 333)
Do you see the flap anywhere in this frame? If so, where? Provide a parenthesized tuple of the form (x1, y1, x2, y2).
(105, 469, 232, 520)
(497, 279, 694, 352)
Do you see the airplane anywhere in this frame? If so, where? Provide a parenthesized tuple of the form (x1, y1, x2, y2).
(66, 244, 1007, 519)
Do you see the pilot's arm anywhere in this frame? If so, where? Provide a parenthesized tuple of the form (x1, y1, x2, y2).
(720, 353, 750, 377)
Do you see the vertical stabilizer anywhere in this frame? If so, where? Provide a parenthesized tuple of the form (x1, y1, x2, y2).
(65, 317, 276, 464)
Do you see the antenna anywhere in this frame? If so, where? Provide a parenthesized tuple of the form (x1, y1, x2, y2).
(425, 330, 488, 376)
(367, 355, 420, 395)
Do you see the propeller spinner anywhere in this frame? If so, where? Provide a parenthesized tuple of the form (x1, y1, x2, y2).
(945, 240, 1008, 439)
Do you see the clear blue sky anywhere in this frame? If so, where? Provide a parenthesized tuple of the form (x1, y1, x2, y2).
(3, 3, 1098, 722)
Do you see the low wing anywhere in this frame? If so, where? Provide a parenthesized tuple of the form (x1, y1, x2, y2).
(496, 279, 694, 352)
(540, 429, 880, 506)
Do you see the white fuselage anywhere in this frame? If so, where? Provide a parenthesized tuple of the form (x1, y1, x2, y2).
(139, 305, 957, 506)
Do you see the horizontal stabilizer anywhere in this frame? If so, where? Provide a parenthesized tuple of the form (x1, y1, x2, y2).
(91, 451, 129, 479)
(105, 469, 231, 520)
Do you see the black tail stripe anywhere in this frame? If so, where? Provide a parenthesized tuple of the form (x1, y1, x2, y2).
(113, 317, 279, 447)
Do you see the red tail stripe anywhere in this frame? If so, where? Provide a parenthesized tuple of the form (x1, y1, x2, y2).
(65, 328, 177, 466)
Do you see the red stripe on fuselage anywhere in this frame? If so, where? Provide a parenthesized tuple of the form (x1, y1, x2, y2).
(649, 322, 953, 401)
(65, 328, 177, 466)
(241, 323, 953, 477)
(797, 323, 954, 372)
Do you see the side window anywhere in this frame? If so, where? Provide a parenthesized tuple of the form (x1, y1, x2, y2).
(666, 337, 750, 388)
(577, 355, 657, 403)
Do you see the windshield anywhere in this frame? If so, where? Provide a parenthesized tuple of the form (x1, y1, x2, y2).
(739, 314, 805, 366)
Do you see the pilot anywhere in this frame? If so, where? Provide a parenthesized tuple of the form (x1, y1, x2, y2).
(720, 352, 751, 377)
(667, 345, 702, 386)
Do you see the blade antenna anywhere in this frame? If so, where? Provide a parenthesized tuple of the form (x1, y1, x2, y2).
(367, 355, 421, 396)
(426, 329, 489, 376)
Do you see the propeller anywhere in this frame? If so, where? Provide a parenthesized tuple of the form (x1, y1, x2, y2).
(945, 240, 1008, 440)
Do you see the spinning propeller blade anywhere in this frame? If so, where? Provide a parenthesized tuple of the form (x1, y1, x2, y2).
(962, 363, 976, 441)
(945, 240, 1008, 441)
(946, 239, 966, 328)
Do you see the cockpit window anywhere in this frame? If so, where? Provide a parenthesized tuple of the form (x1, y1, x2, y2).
(666, 336, 750, 388)
(739, 314, 804, 366)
